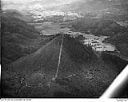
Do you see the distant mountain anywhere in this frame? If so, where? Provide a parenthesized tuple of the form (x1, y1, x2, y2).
(1, 11, 59, 66)
(3, 10, 34, 22)
(1, 11, 41, 65)
(71, 17, 128, 36)
(58, 0, 128, 19)
(71, 0, 128, 13)
(2, 0, 128, 20)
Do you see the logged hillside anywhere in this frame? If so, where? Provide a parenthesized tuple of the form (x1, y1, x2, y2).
(2, 34, 128, 98)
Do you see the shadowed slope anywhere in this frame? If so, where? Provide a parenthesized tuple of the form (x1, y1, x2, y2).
(5, 35, 96, 77)
(1, 12, 41, 65)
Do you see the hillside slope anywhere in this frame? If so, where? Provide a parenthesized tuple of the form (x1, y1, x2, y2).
(105, 32, 128, 58)
(1, 12, 41, 65)
(2, 35, 128, 98)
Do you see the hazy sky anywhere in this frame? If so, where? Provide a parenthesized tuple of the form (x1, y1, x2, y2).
(2, 0, 81, 10)
(2, 0, 79, 4)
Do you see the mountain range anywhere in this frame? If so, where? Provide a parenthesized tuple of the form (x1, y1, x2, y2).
(1, 0, 128, 98)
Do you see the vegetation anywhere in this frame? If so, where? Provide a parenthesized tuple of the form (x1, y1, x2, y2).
(2, 34, 128, 97)
(105, 32, 128, 58)
(1, 12, 56, 66)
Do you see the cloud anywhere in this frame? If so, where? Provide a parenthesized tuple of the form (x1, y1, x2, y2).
(2, 0, 79, 4)
(2, 0, 81, 10)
